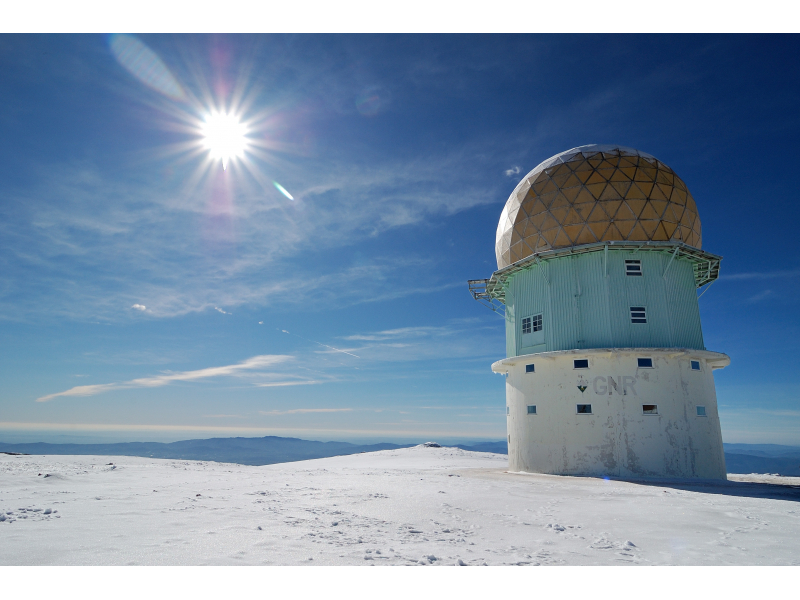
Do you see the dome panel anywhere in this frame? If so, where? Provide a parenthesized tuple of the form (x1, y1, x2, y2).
(495, 144, 703, 269)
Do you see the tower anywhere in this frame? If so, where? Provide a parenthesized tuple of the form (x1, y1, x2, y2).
(469, 145, 729, 479)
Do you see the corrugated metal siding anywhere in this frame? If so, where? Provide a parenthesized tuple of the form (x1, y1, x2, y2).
(507, 248, 704, 356)
(576, 251, 612, 349)
(504, 285, 516, 358)
(666, 258, 705, 349)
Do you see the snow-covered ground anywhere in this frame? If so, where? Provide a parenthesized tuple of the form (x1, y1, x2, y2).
(2, 445, 799, 565)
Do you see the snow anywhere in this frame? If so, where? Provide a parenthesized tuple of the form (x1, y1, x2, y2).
(1, 445, 799, 565)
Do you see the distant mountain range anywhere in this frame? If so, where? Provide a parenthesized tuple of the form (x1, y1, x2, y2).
(722, 443, 800, 477)
(1, 437, 797, 476)
(0, 436, 414, 466)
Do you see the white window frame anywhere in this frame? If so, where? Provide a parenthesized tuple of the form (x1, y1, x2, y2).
(690, 360, 701, 371)
(642, 404, 658, 415)
(696, 405, 707, 417)
(573, 359, 590, 370)
(522, 314, 543, 335)
(527, 405, 537, 415)
(521, 316, 532, 335)
(525, 364, 535, 373)
(637, 357, 654, 368)
(576, 403, 592, 415)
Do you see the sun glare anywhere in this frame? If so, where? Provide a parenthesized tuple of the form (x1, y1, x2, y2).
(201, 112, 249, 170)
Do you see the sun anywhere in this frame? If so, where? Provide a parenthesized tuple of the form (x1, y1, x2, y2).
(200, 112, 249, 170)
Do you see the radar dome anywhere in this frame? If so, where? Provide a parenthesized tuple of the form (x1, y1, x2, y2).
(496, 145, 701, 269)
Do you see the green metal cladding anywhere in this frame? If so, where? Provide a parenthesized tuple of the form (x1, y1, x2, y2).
(503, 248, 704, 357)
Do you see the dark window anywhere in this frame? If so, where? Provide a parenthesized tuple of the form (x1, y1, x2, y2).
(630, 306, 647, 324)
(527, 405, 537, 415)
(531, 313, 543, 332)
(642, 404, 658, 415)
(637, 358, 653, 368)
(691, 360, 701, 371)
(525, 364, 535, 373)
(522, 317, 531, 334)
(574, 359, 589, 369)
(506, 406, 510, 415)
(696, 406, 707, 417)
(577, 404, 592, 414)
(625, 259, 642, 276)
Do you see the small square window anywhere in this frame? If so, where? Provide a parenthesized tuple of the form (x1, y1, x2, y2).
(527, 405, 537, 415)
(691, 360, 701, 371)
(625, 259, 642, 276)
(531, 314, 543, 332)
(637, 358, 653, 368)
(642, 404, 658, 415)
(574, 359, 589, 369)
(630, 306, 647, 324)
(521, 316, 532, 334)
(577, 404, 592, 414)
(525, 364, 535, 373)
(696, 406, 707, 417)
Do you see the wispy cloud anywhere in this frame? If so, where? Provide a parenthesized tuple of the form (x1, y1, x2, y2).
(203, 414, 243, 418)
(259, 408, 353, 415)
(0, 143, 497, 322)
(504, 165, 521, 177)
(330, 320, 503, 364)
(342, 325, 456, 341)
(745, 290, 773, 303)
(214, 307, 230, 314)
(254, 380, 321, 388)
(281, 329, 360, 358)
(36, 354, 292, 402)
(725, 269, 800, 280)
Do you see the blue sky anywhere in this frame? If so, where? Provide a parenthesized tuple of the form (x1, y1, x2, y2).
(1, 34, 799, 445)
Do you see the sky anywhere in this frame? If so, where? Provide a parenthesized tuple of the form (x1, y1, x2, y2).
(1, 34, 799, 445)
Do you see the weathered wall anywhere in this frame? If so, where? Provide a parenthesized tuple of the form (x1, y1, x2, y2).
(504, 249, 704, 357)
(493, 348, 728, 479)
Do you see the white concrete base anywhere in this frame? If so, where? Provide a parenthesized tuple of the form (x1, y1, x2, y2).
(492, 348, 729, 480)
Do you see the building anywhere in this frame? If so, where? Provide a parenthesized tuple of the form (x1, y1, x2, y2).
(469, 145, 729, 479)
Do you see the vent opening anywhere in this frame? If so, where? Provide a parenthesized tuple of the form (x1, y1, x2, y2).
(630, 306, 647, 324)
(625, 259, 642, 276)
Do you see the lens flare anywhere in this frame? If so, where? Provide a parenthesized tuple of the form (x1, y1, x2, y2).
(273, 181, 294, 200)
(356, 86, 382, 116)
(108, 34, 186, 101)
(201, 112, 249, 170)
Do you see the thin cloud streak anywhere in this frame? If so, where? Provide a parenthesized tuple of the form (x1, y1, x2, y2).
(725, 269, 800, 280)
(254, 380, 321, 388)
(281, 329, 360, 358)
(36, 354, 293, 402)
(745, 290, 773, 303)
(342, 325, 456, 341)
(259, 408, 353, 415)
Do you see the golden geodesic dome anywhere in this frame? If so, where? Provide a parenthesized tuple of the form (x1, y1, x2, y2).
(495, 145, 702, 269)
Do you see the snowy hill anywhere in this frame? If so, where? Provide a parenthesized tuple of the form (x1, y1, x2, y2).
(2, 446, 799, 565)
(3, 437, 798, 476)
